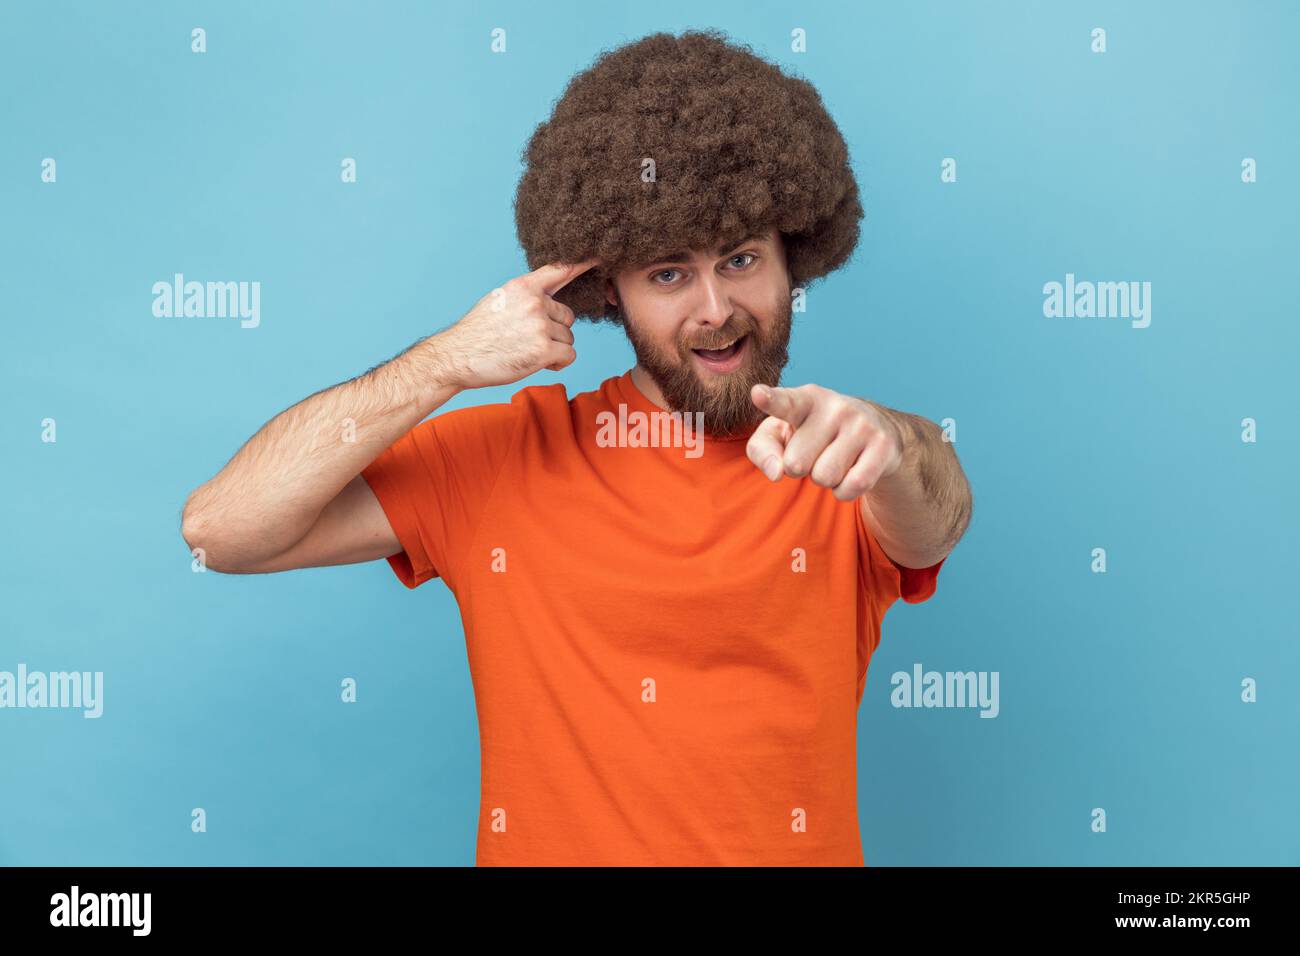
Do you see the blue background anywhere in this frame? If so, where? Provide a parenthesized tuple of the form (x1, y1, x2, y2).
(2, 0, 1296, 866)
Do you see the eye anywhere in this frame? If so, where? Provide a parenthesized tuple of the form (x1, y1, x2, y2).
(649, 253, 756, 287)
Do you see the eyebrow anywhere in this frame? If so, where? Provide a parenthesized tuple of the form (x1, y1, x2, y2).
(652, 234, 767, 265)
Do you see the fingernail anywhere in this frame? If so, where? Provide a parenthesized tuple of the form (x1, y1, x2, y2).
(763, 456, 781, 481)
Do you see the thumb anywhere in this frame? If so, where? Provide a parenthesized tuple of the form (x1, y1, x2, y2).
(746, 414, 791, 482)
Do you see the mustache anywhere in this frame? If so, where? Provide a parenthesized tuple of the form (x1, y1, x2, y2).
(683, 322, 753, 351)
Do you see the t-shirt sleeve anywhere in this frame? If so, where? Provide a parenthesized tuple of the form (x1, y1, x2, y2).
(360, 400, 521, 591)
(855, 499, 946, 614)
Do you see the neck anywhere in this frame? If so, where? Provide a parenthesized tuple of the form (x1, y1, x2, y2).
(630, 364, 669, 410)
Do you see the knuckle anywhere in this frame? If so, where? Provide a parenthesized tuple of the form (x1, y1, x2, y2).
(847, 416, 873, 440)
(810, 463, 833, 486)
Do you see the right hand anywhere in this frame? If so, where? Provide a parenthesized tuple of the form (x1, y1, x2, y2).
(433, 258, 601, 390)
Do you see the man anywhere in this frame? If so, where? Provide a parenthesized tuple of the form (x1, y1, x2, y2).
(181, 29, 972, 866)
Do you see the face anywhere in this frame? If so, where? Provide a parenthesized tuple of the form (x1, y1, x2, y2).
(604, 227, 793, 438)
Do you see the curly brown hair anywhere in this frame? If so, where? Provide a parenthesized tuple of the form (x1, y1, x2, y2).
(512, 28, 864, 324)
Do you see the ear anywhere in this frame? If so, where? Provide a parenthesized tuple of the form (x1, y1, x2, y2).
(604, 275, 620, 308)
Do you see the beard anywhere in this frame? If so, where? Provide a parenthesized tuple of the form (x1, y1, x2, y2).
(618, 295, 793, 439)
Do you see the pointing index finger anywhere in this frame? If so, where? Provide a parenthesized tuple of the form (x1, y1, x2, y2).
(752, 384, 815, 428)
(525, 258, 604, 297)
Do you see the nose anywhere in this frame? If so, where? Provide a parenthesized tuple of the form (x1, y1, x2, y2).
(691, 270, 734, 330)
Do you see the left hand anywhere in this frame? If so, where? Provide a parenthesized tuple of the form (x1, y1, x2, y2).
(746, 383, 907, 501)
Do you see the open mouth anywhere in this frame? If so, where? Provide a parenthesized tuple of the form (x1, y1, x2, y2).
(691, 333, 749, 373)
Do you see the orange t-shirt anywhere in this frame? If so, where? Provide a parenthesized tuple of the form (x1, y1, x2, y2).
(361, 369, 943, 866)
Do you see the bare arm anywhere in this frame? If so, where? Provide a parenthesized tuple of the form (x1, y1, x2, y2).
(859, 409, 971, 569)
(180, 258, 599, 574)
(180, 340, 460, 573)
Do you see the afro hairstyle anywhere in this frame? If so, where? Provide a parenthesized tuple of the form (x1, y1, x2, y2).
(512, 28, 864, 325)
